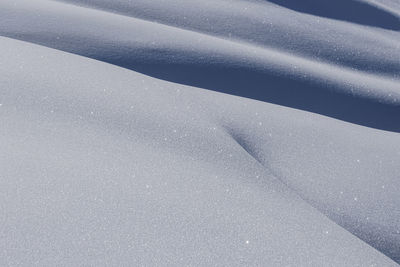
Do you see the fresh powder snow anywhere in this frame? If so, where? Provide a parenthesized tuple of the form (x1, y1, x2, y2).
(0, 0, 399, 266)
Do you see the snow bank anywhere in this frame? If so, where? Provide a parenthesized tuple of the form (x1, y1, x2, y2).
(1, 0, 399, 131)
(1, 0, 399, 265)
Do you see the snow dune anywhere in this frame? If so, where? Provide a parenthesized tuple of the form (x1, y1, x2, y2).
(0, 0, 399, 265)
(1, 0, 399, 131)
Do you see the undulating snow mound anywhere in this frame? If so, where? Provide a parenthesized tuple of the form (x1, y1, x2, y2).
(1, 0, 399, 265)
(1, 36, 399, 266)
(1, 0, 399, 131)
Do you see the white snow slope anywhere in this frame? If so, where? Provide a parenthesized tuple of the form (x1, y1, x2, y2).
(0, 0, 400, 266)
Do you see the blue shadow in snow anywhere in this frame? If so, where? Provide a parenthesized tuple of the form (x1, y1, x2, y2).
(266, 0, 400, 31)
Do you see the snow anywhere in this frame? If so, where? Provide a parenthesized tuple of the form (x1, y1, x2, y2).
(0, 0, 399, 265)
(1, 0, 399, 131)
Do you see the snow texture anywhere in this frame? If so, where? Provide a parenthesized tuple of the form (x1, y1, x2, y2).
(0, 0, 399, 266)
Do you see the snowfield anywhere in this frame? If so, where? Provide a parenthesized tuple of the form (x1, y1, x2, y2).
(0, 0, 399, 266)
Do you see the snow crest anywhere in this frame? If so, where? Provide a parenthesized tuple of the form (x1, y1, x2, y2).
(0, 0, 399, 265)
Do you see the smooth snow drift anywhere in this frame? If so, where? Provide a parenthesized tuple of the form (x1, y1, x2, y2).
(0, 0, 399, 265)
(1, 0, 400, 131)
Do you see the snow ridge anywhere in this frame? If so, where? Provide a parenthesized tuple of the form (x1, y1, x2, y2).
(1, 0, 400, 265)
(1, 0, 399, 131)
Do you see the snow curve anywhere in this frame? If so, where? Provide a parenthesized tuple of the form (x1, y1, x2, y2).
(1, 0, 400, 265)
(1, 0, 399, 132)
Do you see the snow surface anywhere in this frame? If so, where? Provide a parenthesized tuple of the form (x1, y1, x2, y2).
(0, 0, 399, 265)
